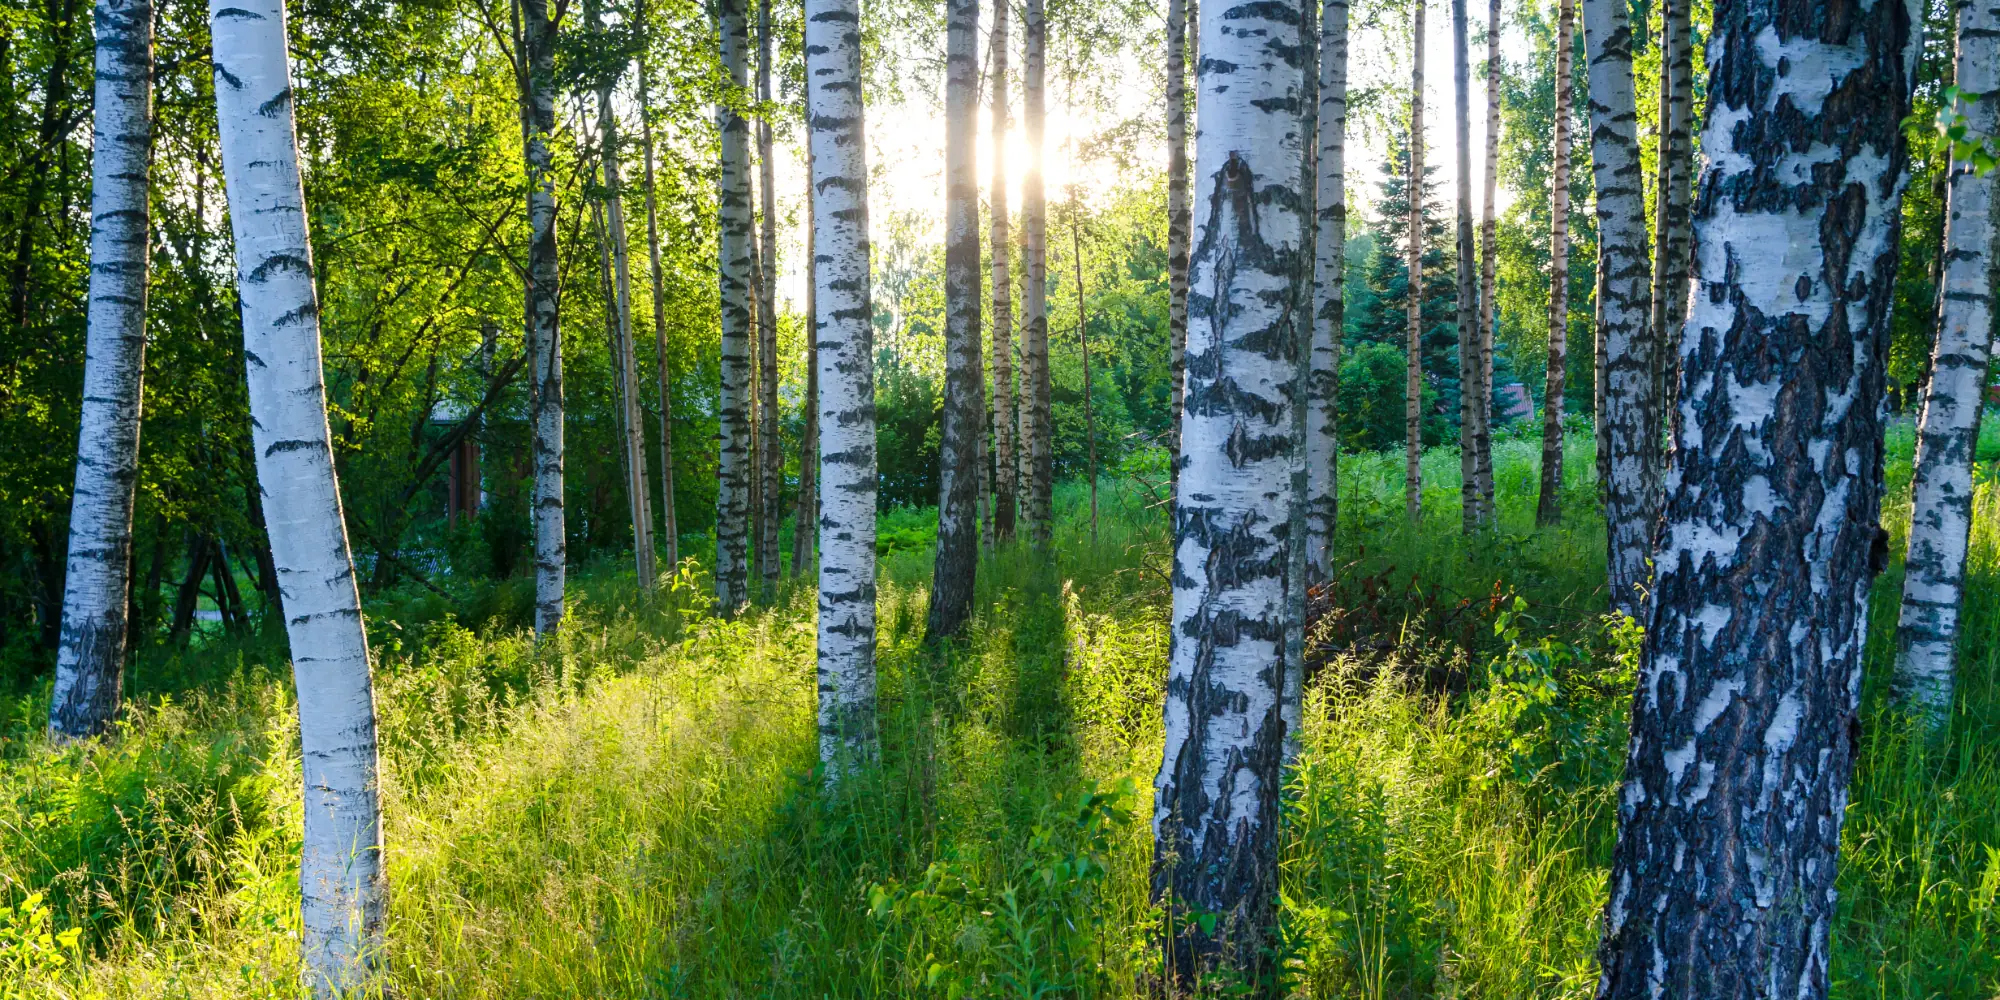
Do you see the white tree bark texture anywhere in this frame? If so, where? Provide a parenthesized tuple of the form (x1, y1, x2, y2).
(1593, 0, 1917, 994)
(1306, 0, 1348, 584)
(715, 0, 754, 613)
(928, 0, 984, 640)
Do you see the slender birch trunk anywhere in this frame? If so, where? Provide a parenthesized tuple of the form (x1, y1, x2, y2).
(1648, 0, 1693, 442)
(755, 0, 781, 596)
(638, 51, 679, 569)
(1896, 0, 2000, 723)
(1305, 0, 1348, 584)
(1154, 0, 1310, 980)
(1020, 0, 1051, 545)
(1593, 0, 1916, 992)
(1535, 0, 1573, 528)
(209, 3, 387, 992)
(715, 0, 753, 613)
(1403, 0, 1425, 523)
(1166, 0, 1191, 478)
(806, 0, 878, 775)
(1474, 0, 1499, 520)
(1452, 0, 1479, 535)
(1071, 200, 1099, 541)
(522, 0, 566, 636)
(1580, 0, 1655, 618)
(748, 227, 766, 583)
(989, 0, 1017, 542)
(793, 140, 818, 577)
(50, 0, 152, 739)
(929, 0, 983, 640)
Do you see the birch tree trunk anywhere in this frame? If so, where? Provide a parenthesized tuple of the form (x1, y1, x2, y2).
(989, 0, 1017, 542)
(1580, 0, 1655, 618)
(806, 0, 878, 775)
(1453, 0, 1479, 534)
(1020, 0, 1051, 545)
(522, 0, 566, 636)
(1154, 0, 1309, 979)
(1896, 0, 1999, 723)
(748, 228, 766, 583)
(593, 1, 655, 593)
(1305, 0, 1348, 585)
(715, 0, 753, 613)
(793, 140, 818, 577)
(1648, 0, 1693, 442)
(1535, 0, 1573, 528)
(756, 0, 781, 596)
(638, 51, 679, 570)
(50, 0, 152, 739)
(1593, 0, 1916, 993)
(1475, 0, 1499, 520)
(1404, 0, 1425, 523)
(929, 0, 983, 639)
(209, 2, 387, 992)
(1166, 0, 1191, 479)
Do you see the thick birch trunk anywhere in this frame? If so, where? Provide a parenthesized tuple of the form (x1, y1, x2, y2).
(1896, 0, 1999, 723)
(1153, 0, 1309, 979)
(1404, 1, 1425, 523)
(805, 0, 878, 775)
(1020, 0, 1051, 546)
(1593, 0, 1916, 993)
(1580, 0, 1655, 618)
(50, 0, 153, 739)
(1648, 0, 1693, 443)
(522, 0, 566, 636)
(989, 0, 1016, 542)
(1166, 0, 1192, 479)
(929, 0, 983, 640)
(1535, 0, 1573, 528)
(1453, 0, 1479, 535)
(593, 9, 655, 593)
(756, 0, 781, 594)
(1305, 0, 1348, 585)
(715, 0, 753, 613)
(1475, 0, 1500, 520)
(638, 60, 679, 569)
(209, 2, 387, 992)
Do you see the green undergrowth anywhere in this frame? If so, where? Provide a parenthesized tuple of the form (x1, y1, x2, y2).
(0, 433, 1996, 997)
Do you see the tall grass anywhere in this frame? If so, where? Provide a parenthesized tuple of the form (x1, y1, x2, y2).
(0, 431, 1994, 997)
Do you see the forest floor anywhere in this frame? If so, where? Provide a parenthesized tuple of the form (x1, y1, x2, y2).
(2, 427, 1997, 999)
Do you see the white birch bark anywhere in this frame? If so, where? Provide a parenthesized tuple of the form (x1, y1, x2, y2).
(1404, 0, 1426, 523)
(1153, 0, 1310, 977)
(522, 0, 566, 637)
(715, 0, 753, 612)
(1647, 0, 1694, 440)
(1453, 0, 1479, 535)
(1020, 0, 1051, 545)
(1475, 0, 1500, 520)
(1305, 0, 1348, 585)
(1896, 0, 2000, 723)
(638, 54, 679, 570)
(928, 0, 983, 639)
(1594, 0, 1917, 991)
(50, 0, 152, 739)
(989, 0, 1017, 542)
(1166, 0, 1192, 479)
(209, 3, 385, 993)
(756, 0, 781, 594)
(1535, 0, 1574, 528)
(806, 0, 879, 776)
(1580, 0, 1656, 617)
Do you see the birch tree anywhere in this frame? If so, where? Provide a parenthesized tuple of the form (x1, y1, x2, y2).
(1896, 0, 2000, 723)
(209, 1, 387, 992)
(1452, 0, 1479, 534)
(715, 0, 753, 612)
(1474, 0, 1499, 520)
(1647, 0, 1693, 430)
(756, 0, 781, 594)
(1580, 0, 1655, 617)
(637, 28, 679, 570)
(523, 0, 567, 635)
(1305, 0, 1348, 583)
(1166, 0, 1191, 473)
(1153, 0, 1309, 979)
(989, 0, 1017, 542)
(793, 141, 818, 577)
(806, 0, 878, 774)
(1593, 0, 1916, 992)
(1534, 0, 1573, 528)
(49, 0, 153, 739)
(1403, 0, 1425, 522)
(1020, 0, 1051, 544)
(929, 0, 983, 639)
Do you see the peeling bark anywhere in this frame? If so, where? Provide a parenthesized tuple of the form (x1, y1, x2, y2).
(715, 0, 753, 613)
(1536, 0, 1574, 528)
(929, 0, 983, 640)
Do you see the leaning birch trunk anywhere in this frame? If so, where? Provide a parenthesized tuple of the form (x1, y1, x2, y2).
(210, 2, 386, 992)
(1475, 0, 1499, 520)
(1304, 0, 1348, 585)
(1647, 0, 1693, 442)
(1593, 0, 1916, 992)
(638, 54, 679, 569)
(50, 0, 152, 739)
(929, 0, 983, 640)
(805, 0, 879, 776)
(1020, 0, 1051, 545)
(1452, 0, 1479, 535)
(522, 0, 566, 636)
(1403, 1, 1425, 523)
(755, 0, 781, 593)
(715, 0, 754, 613)
(989, 0, 1017, 542)
(1154, 0, 1309, 981)
(1896, 0, 2000, 724)
(1534, 0, 1573, 528)
(1580, 0, 1655, 618)
(1165, 0, 1192, 478)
